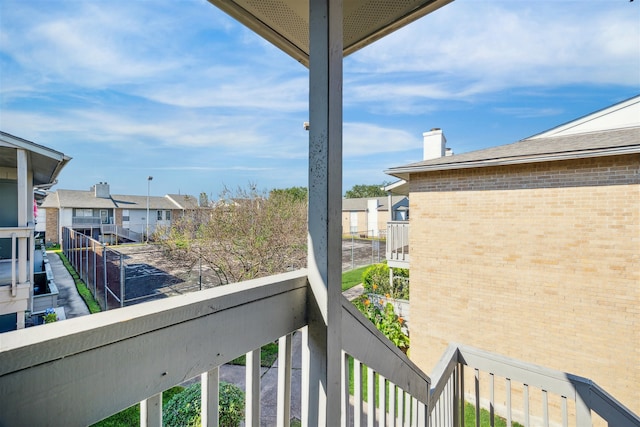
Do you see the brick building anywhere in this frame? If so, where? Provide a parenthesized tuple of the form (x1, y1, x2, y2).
(385, 96, 640, 417)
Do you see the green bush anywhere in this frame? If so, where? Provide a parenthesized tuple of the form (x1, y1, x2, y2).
(163, 382, 245, 427)
(361, 263, 409, 300)
(353, 296, 409, 352)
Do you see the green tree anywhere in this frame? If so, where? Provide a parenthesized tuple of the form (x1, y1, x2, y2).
(270, 186, 308, 202)
(344, 183, 387, 198)
(158, 184, 307, 284)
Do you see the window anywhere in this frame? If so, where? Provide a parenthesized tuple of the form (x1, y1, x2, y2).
(74, 208, 93, 217)
(165, 210, 171, 221)
(157, 210, 162, 220)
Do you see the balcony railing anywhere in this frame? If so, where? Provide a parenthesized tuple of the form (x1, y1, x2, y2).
(0, 226, 34, 295)
(0, 270, 431, 426)
(429, 344, 640, 427)
(101, 224, 142, 242)
(72, 216, 103, 227)
(386, 221, 409, 266)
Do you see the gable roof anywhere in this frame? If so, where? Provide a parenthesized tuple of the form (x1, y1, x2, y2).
(166, 194, 199, 209)
(386, 96, 640, 181)
(0, 131, 71, 187)
(42, 190, 196, 210)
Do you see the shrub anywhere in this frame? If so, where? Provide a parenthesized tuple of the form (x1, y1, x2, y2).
(163, 381, 244, 427)
(362, 263, 409, 300)
(353, 296, 409, 352)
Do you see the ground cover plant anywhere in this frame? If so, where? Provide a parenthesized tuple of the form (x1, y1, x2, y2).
(362, 263, 409, 300)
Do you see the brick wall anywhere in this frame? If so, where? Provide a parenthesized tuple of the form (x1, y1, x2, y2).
(45, 208, 59, 245)
(408, 154, 639, 416)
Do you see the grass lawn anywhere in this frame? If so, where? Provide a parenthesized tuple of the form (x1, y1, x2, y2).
(51, 249, 102, 314)
(341, 265, 369, 291)
(91, 386, 184, 427)
(228, 341, 280, 367)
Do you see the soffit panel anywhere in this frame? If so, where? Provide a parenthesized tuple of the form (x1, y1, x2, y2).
(208, 0, 453, 66)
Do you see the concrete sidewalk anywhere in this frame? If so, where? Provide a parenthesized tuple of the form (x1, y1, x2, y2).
(47, 252, 90, 318)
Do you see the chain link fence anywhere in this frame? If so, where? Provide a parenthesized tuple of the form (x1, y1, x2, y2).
(342, 229, 386, 271)
(62, 227, 387, 310)
(62, 227, 223, 310)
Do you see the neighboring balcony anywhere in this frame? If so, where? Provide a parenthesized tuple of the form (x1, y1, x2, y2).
(72, 216, 103, 227)
(387, 220, 409, 268)
(0, 226, 35, 329)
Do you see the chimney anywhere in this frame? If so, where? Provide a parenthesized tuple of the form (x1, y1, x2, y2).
(423, 128, 448, 160)
(94, 182, 110, 198)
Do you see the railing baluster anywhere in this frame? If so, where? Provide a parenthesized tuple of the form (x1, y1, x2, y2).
(475, 369, 480, 427)
(389, 382, 396, 427)
(246, 348, 260, 427)
(367, 367, 375, 427)
(489, 373, 495, 427)
(542, 389, 549, 427)
(342, 352, 350, 427)
(202, 368, 219, 427)
(354, 358, 362, 426)
(277, 334, 292, 427)
(404, 391, 411, 427)
(397, 386, 404, 426)
(506, 378, 512, 427)
(411, 397, 418, 427)
(523, 384, 529, 427)
(379, 374, 387, 427)
(561, 396, 568, 427)
(140, 392, 162, 427)
(460, 364, 465, 427)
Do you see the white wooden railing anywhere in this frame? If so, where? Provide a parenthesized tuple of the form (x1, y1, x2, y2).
(0, 226, 34, 294)
(386, 221, 409, 266)
(101, 224, 142, 242)
(429, 344, 640, 427)
(0, 270, 430, 426)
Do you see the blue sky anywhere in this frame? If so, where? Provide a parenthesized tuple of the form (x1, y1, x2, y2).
(1, 0, 638, 200)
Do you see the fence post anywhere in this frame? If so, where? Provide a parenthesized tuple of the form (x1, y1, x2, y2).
(103, 243, 108, 311)
(93, 240, 97, 299)
(120, 254, 125, 308)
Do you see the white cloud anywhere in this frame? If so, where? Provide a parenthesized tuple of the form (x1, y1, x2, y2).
(343, 123, 417, 157)
(347, 1, 640, 98)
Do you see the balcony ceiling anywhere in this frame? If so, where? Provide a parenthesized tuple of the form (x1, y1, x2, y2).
(208, 0, 454, 66)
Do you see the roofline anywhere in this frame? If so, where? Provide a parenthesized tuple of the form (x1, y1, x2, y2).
(0, 131, 72, 163)
(385, 145, 640, 180)
(525, 95, 640, 140)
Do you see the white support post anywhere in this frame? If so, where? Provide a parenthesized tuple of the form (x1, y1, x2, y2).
(17, 149, 28, 287)
(140, 393, 162, 427)
(354, 359, 362, 426)
(305, 0, 343, 425)
(277, 334, 293, 427)
(246, 348, 261, 427)
(202, 368, 220, 427)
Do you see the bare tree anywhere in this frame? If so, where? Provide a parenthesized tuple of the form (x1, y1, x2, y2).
(158, 184, 307, 285)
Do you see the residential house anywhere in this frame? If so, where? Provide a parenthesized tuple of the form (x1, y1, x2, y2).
(341, 195, 408, 237)
(41, 183, 198, 245)
(385, 95, 640, 418)
(0, 131, 69, 332)
(1, 2, 637, 426)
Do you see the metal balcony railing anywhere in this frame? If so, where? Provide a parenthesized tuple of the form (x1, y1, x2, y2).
(101, 224, 142, 242)
(72, 216, 102, 227)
